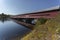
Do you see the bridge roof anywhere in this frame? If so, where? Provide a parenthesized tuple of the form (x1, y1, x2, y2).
(17, 6, 59, 16)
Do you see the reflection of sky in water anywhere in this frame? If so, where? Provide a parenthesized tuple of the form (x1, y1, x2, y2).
(0, 20, 31, 40)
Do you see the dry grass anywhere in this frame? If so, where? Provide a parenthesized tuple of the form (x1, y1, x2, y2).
(21, 12, 60, 40)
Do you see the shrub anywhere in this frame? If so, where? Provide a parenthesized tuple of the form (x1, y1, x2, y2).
(39, 18, 47, 24)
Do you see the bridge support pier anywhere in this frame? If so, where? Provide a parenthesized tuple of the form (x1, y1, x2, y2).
(12, 18, 38, 25)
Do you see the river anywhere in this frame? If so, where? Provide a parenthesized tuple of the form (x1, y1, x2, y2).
(0, 19, 31, 40)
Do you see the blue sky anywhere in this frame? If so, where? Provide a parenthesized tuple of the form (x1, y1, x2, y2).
(0, 0, 59, 15)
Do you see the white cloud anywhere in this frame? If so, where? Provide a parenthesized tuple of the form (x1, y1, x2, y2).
(0, 0, 7, 13)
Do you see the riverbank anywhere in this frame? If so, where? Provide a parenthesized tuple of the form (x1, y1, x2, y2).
(21, 13, 60, 40)
(11, 12, 60, 40)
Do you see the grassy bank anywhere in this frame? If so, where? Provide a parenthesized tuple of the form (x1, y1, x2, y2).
(21, 13, 60, 40)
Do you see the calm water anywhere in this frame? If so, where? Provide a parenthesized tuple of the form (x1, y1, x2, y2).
(0, 19, 31, 40)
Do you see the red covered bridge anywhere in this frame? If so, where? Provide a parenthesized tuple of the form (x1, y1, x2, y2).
(11, 7, 59, 19)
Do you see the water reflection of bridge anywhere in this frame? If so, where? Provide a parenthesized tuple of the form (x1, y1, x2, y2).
(11, 8, 59, 25)
(13, 20, 34, 30)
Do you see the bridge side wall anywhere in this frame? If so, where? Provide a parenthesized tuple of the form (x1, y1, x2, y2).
(11, 10, 59, 19)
